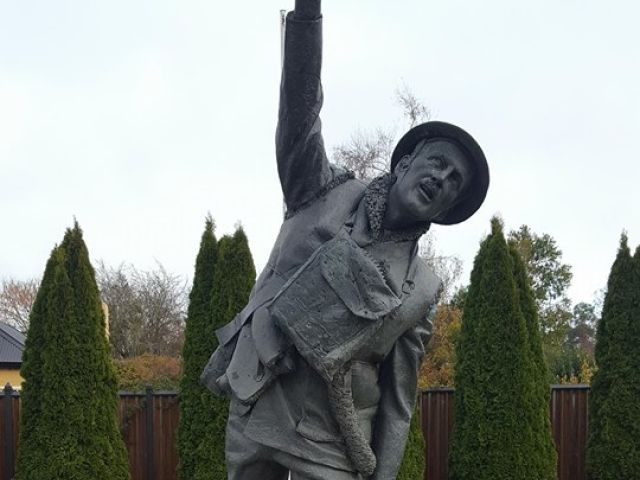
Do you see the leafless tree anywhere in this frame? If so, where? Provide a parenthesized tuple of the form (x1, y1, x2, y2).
(332, 84, 431, 182)
(332, 127, 395, 181)
(419, 233, 463, 303)
(96, 261, 188, 358)
(0, 278, 39, 333)
(395, 83, 431, 128)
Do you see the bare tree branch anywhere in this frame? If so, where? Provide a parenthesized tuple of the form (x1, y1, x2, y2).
(96, 261, 188, 358)
(0, 278, 39, 333)
(332, 84, 431, 182)
(332, 127, 395, 181)
(419, 233, 463, 303)
(395, 83, 431, 128)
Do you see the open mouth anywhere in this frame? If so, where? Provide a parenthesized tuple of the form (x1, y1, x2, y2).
(419, 183, 434, 201)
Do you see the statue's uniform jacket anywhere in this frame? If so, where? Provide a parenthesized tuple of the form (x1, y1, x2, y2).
(201, 12, 440, 480)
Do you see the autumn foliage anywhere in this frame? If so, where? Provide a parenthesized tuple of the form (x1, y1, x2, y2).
(419, 305, 462, 389)
(114, 354, 182, 390)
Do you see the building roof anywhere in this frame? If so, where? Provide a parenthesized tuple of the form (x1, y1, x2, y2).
(0, 322, 25, 364)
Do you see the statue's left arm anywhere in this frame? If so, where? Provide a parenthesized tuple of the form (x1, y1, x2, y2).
(370, 319, 431, 479)
(276, 0, 337, 212)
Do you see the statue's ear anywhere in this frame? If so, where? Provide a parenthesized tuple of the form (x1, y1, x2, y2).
(395, 155, 412, 173)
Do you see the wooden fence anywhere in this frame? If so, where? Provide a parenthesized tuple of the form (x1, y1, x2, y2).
(421, 385, 590, 480)
(119, 389, 180, 480)
(0, 385, 179, 480)
(0, 384, 590, 480)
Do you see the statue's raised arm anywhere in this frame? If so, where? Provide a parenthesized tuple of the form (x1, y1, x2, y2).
(276, 0, 334, 213)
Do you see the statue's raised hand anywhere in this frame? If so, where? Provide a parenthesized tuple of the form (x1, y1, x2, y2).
(294, 0, 321, 20)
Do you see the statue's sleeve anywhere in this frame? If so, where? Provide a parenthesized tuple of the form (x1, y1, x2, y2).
(370, 319, 432, 480)
(276, 3, 333, 212)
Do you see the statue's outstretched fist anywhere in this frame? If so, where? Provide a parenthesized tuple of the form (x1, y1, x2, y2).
(294, 0, 321, 20)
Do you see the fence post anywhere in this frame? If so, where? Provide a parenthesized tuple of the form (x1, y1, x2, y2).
(145, 385, 155, 480)
(4, 383, 14, 480)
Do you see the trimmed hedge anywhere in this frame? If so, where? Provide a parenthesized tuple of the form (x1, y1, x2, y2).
(510, 243, 557, 478)
(16, 223, 129, 480)
(115, 354, 182, 390)
(178, 217, 218, 480)
(397, 404, 425, 480)
(192, 226, 256, 480)
(587, 235, 640, 479)
(449, 218, 556, 480)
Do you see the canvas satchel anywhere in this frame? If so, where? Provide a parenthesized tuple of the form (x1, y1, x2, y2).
(269, 228, 401, 383)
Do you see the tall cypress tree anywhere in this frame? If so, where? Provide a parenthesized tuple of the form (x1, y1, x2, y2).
(178, 216, 218, 480)
(587, 234, 640, 479)
(15, 246, 68, 479)
(397, 404, 426, 480)
(449, 218, 550, 480)
(510, 245, 557, 478)
(448, 233, 489, 480)
(16, 223, 129, 480)
(193, 226, 256, 480)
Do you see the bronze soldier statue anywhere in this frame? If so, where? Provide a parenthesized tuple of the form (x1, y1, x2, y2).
(202, 1, 489, 478)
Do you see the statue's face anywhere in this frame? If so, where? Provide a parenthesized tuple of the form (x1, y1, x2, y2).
(389, 139, 473, 224)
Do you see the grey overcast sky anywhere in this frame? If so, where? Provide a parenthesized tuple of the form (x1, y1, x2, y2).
(1, 0, 638, 306)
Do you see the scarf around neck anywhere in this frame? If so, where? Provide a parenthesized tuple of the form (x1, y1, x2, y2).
(364, 172, 431, 243)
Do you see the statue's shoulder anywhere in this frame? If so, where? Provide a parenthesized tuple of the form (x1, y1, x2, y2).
(285, 165, 365, 219)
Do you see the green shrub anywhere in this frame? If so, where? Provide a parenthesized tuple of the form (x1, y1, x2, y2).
(397, 404, 425, 480)
(114, 354, 182, 390)
(178, 222, 256, 480)
(194, 227, 255, 480)
(449, 218, 555, 480)
(587, 235, 640, 479)
(16, 223, 129, 480)
(177, 217, 218, 480)
(510, 243, 557, 478)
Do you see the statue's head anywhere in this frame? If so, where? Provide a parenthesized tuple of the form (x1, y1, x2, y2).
(385, 121, 489, 228)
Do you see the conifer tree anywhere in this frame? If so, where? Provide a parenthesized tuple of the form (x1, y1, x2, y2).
(15, 246, 67, 478)
(193, 226, 256, 480)
(178, 216, 218, 480)
(448, 234, 488, 479)
(16, 223, 129, 480)
(397, 405, 426, 480)
(449, 218, 552, 480)
(587, 234, 640, 479)
(510, 245, 557, 478)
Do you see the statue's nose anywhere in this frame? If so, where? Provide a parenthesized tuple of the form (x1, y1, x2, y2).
(427, 175, 443, 188)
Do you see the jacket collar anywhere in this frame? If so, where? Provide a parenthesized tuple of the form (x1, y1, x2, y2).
(364, 173, 430, 243)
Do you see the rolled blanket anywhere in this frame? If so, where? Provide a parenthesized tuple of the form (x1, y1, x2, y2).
(327, 362, 376, 477)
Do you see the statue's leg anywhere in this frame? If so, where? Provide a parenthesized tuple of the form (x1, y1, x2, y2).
(272, 449, 361, 480)
(288, 466, 361, 480)
(226, 406, 289, 480)
(227, 458, 288, 480)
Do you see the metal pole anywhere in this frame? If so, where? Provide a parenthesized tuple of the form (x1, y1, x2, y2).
(280, 8, 288, 218)
(280, 9, 287, 69)
(145, 385, 155, 480)
(3, 383, 14, 480)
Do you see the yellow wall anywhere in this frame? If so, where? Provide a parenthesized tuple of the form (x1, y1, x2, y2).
(0, 369, 23, 390)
